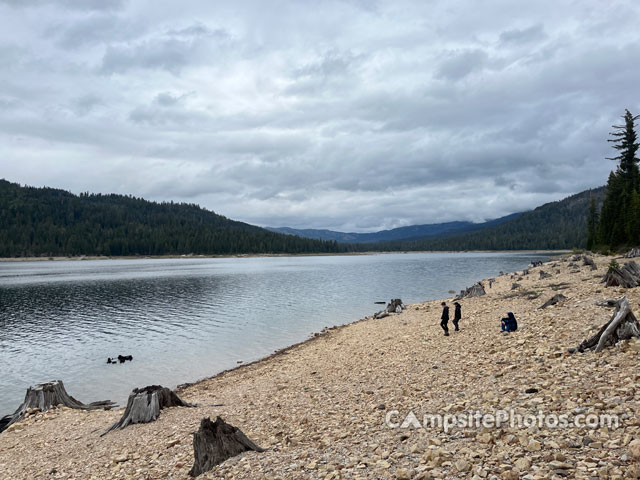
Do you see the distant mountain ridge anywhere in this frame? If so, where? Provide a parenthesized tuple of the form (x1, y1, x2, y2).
(267, 213, 523, 243)
(365, 187, 606, 251)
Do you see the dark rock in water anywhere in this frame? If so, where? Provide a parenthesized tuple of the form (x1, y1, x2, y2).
(117, 354, 133, 363)
(189, 416, 264, 477)
(374, 301, 386, 305)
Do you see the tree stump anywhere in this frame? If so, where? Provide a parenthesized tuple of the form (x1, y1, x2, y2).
(538, 294, 567, 309)
(625, 248, 640, 258)
(189, 416, 264, 477)
(582, 255, 597, 270)
(602, 261, 640, 288)
(456, 283, 485, 299)
(103, 385, 193, 435)
(386, 298, 404, 313)
(0, 380, 116, 433)
(571, 297, 640, 353)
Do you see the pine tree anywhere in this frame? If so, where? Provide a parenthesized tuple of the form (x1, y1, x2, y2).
(597, 109, 640, 250)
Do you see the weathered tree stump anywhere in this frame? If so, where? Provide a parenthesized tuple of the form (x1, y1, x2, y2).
(571, 297, 640, 353)
(456, 283, 485, 299)
(386, 298, 404, 313)
(582, 255, 597, 270)
(189, 416, 264, 477)
(0, 380, 116, 433)
(103, 385, 193, 435)
(625, 248, 640, 258)
(602, 261, 640, 288)
(538, 294, 567, 309)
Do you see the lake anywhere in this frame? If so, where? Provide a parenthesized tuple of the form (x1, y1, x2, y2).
(0, 252, 551, 414)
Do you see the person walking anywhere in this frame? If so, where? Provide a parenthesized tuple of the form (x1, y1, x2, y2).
(440, 302, 450, 336)
(453, 301, 462, 331)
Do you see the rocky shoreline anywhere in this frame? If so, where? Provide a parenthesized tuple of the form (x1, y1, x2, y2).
(1, 253, 639, 479)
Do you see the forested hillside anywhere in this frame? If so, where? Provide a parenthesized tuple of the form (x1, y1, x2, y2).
(363, 187, 606, 251)
(0, 180, 342, 257)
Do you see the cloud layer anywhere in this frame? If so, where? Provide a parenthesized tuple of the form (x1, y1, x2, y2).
(1, 0, 638, 231)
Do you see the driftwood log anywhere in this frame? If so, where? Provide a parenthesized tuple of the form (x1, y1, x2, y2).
(103, 385, 193, 435)
(456, 283, 485, 300)
(601, 261, 640, 288)
(538, 294, 567, 309)
(189, 416, 264, 477)
(571, 296, 640, 353)
(0, 380, 116, 433)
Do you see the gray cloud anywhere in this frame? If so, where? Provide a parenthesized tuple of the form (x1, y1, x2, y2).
(0, 0, 639, 231)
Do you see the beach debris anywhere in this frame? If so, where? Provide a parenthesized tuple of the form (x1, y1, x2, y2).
(455, 282, 485, 299)
(102, 385, 193, 436)
(189, 416, 264, 477)
(511, 283, 521, 290)
(0, 380, 116, 434)
(571, 296, 640, 353)
(538, 294, 567, 309)
(602, 260, 640, 288)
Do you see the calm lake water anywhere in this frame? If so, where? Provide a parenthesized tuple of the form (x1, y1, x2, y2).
(0, 252, 551, 414)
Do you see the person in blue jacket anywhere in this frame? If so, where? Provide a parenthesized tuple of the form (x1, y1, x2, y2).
(501, 312, 518, 332)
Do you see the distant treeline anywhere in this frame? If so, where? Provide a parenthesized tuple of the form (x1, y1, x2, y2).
(0, 180, 343, 257)
(354, 187, 605, 252)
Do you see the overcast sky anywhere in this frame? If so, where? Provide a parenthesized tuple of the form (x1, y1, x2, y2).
(1, 1, 638, 232)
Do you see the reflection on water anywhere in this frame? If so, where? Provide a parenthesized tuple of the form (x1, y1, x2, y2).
(0, 252, 550, 413)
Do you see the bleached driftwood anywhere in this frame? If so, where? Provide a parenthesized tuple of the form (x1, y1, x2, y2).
(103, 385, 193, 435)
(189, 416, 264, 477)
(0, 380, 116, 433)
(572, 297, 640, 353)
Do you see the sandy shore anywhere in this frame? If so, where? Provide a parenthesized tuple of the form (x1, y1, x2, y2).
(1, 254, 639, 479)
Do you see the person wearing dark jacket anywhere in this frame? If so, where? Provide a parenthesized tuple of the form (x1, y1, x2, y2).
(501, 312, 518, 332)
(453, 302, 462, 331)
(440, 302, 450, 336)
